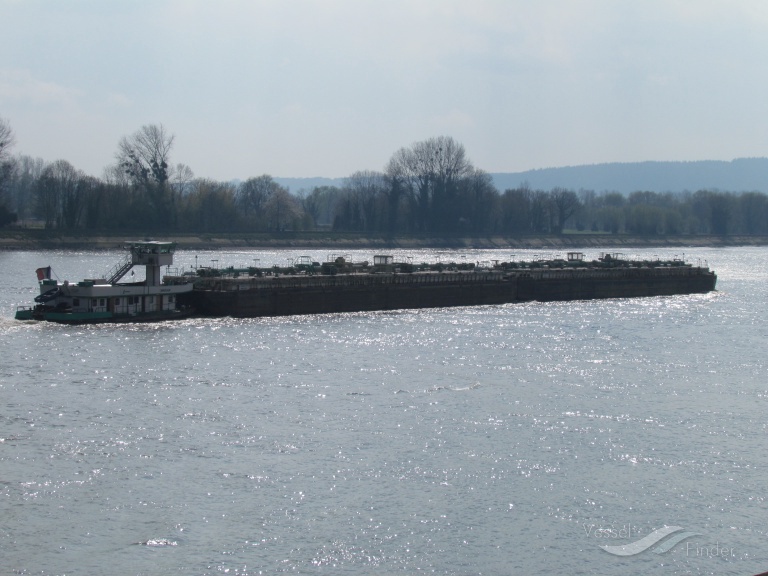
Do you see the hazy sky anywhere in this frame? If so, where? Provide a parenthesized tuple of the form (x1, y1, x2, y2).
(2, 1, 767, 181)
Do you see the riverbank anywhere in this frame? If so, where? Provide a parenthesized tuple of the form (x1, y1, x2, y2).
(1, 229, 767, 251)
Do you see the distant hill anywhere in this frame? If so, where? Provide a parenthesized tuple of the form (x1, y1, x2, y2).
(489, 158, 768, 194)
(274, 158, 768, 195)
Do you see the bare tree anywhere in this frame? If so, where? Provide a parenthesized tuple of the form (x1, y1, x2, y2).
(102, 162, 132, 187)
(264, 186, 303, 231)
(0, 117, 16, 219)
(384, 149, 413, 232)
(528, 189, 551, 233)
(341, 170, 387, 231)
(236, 175, 286, 230)
(301, 185, 340, 228)
(171, 163, 194, 194)
(169, 163, 194, 227)
(56, 161, 86, 229)
(237, 175, 278, 214)
(385, 136, 475, 232)
(179, 179, 238, 232)
(34, 160, 86, 229)
(456, 168, 498, 233)
(8, 156, 45, 223)
(550, 187, 582, 234)
(117, 124, 174, 186)
(0, 116, 14, 158)
(116, 124, 175, 227)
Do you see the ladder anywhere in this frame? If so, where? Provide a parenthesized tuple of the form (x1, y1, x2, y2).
(105, 253, 133, 284)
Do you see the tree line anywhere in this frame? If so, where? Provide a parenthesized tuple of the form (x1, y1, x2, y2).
(1, 117, 767, 235)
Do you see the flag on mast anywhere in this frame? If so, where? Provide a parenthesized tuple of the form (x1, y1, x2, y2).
(35, 266, 51, 281)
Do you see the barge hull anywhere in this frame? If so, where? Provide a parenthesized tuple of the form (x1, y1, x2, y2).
(181, 267, 716, 318)
(515, 268, 717, 302)
(186, 280, 519, 317)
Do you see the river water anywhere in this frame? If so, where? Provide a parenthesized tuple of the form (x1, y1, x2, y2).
(0, 246, 766, 575)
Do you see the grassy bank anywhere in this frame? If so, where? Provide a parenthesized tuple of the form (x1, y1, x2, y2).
(1, 229, 767, 251)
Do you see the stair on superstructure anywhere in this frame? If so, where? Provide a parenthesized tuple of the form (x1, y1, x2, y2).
(105, 253, 134, 284)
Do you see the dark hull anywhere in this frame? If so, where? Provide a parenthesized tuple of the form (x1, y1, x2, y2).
(515, 267, 717, 301)
(180, 267, 717, 318)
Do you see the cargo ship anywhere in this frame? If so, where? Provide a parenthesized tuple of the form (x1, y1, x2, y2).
(16, 241, 194, 324)
(173, 252, 717, 318)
